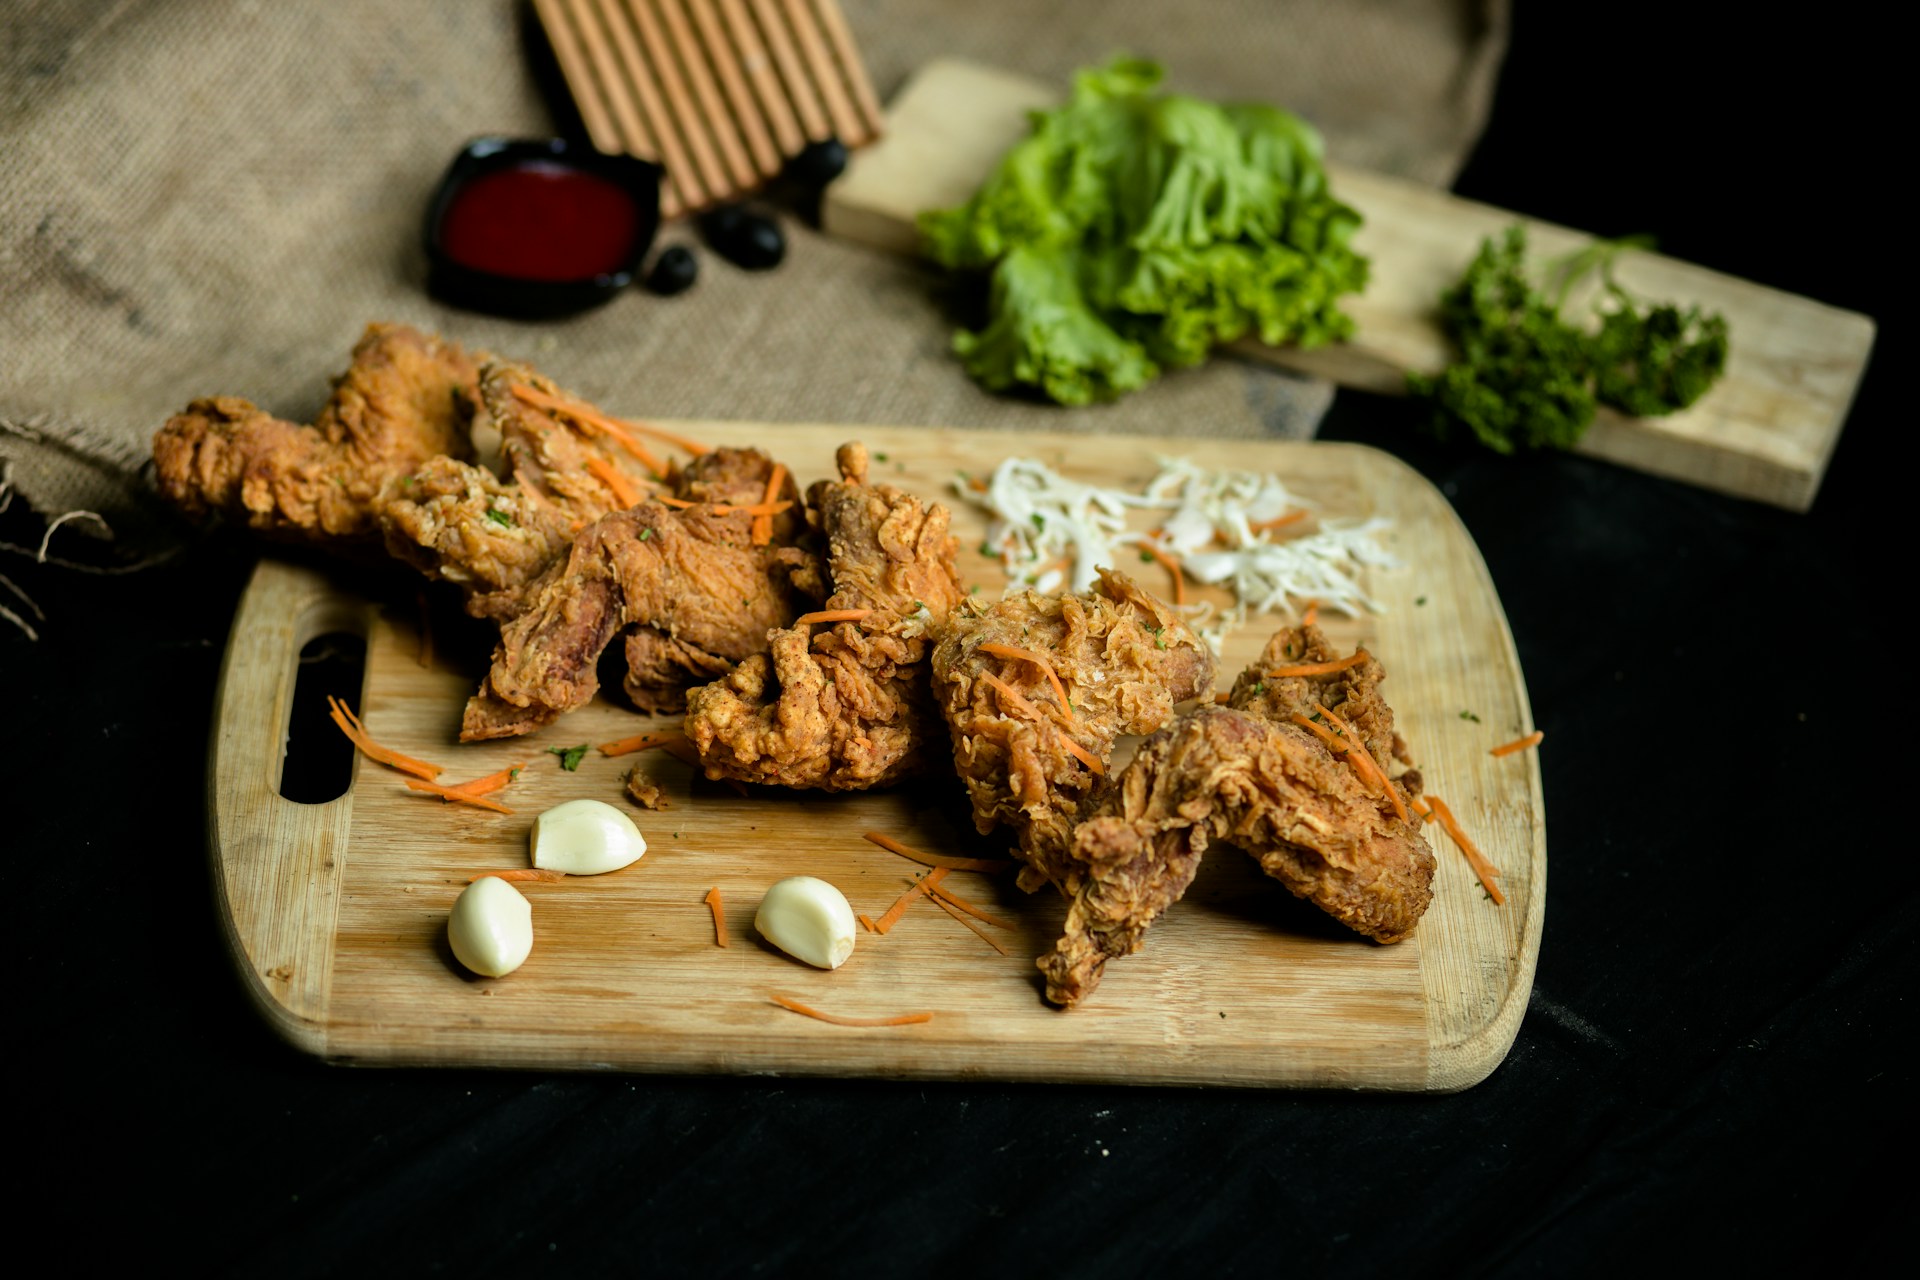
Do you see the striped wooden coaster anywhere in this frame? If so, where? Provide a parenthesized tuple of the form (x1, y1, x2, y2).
(532, 0, 886, 218)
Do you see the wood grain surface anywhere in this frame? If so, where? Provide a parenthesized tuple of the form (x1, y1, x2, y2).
(822, 59, 1875, 513)
(212, 424, 1544, 1090)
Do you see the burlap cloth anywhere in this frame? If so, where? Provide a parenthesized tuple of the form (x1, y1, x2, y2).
(0, 0, 1507, 562)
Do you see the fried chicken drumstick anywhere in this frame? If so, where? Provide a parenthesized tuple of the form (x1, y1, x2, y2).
(931, 570, 1216, 895)
(1039, 624, 1435, 1007)
(682, 442, 967, 791)
(152, 323, 479, 546)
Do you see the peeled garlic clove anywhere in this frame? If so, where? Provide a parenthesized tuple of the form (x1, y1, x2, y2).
(448, 876, 534, 977)
(755, 876, 857, 970)
(530, 799, 646, 875)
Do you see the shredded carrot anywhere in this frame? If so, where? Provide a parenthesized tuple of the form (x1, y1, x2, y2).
(469, 868, 567, 883)
(794, 608, 872, 626)
(1214, 691, 1233, 705)
(1137, 541, 1187, 605)
(931, 893, 1011, 955)
(658, 736, 702, 767)
(1058, 735, 1106, 775)
(768, 994, 933, 1027)
(856, 913, 879, 933)
(1266, 650, 1370, 679)
(447, 763, 525, 797)
(1289, 712, 1349, 754)
(1316, 702, 1410, 824)
(861, 831, 1019, 874)
(966, 475, 989, 492)
(872, 867, 949, 934)
(606, 416, 712, 456)
(753, 463, 786, 545)
(1491, 730, 1545, 758)
(1252, 510, 1310, 534)
(508, 383, 669, 476)
(704, 887, 728, 947)
(599, 730, 689, 758)
(327, 696, 443, 780)
(585, 455, 645, 509)
(1301, 599, 1320, 627)
(1410, 794, 1432, 819)
(1426, 795, 1505, 904)
(928, 882, 1015, 931)
(404, 778, 514, 814)
(709, 499, 793, 517)
(978, 642, 1076, 723)
(979, 670, 1046, 721)
(655, 495, 698, 509)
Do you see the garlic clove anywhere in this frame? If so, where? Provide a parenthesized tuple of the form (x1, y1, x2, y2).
(530, 799, 646, 875)
(754, 876, 857, 970)
(448, 876, 534, 977)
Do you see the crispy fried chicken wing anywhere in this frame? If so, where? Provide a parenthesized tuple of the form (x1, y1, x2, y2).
(682, 443, 967, 791)
(152, 323, 478, 545)
(1040, 624, 1435, 1007)
(930, 569, 1215, 895)
(376, 361, 671, 619)
(460, 448, 812, 737)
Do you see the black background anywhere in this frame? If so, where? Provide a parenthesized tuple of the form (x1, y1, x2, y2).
(8, 4, 1908, 1273)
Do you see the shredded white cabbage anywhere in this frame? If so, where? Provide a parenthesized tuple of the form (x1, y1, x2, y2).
(955, 455, 1397, 650)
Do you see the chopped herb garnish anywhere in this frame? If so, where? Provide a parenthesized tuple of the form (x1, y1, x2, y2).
(639, 527, 653, 541)
(1460, 710, 1481, 723)
(1031, 513, 1046, 530)
(548, 744, 588, 771)
(1415, 595, 1427, 606)
(485, 508, 514, 528)
(1251, 682, 1266, 695)
(1139, 550, 1153, 563)
(400, 476, 414, 490)
(969, 584, 980, 594)
(874, 452, 889, 462)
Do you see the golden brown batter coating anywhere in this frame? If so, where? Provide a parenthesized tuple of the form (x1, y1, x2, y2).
(931, 569, 1215, 895)
(683, 443, 967, 792)
(151, 323, 479, 545)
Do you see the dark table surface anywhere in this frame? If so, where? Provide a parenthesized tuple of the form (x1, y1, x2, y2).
(9, 6, 1907, 1273)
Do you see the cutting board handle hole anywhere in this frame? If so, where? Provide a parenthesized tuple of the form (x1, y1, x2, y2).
(279, 630, 367, 805)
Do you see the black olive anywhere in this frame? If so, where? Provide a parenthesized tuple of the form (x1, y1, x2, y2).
(782, 138, 849, 193)
(643, 245, 698, 296)
(696, 204, 785, 271)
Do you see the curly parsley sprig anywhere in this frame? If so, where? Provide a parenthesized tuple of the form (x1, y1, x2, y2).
(1408, 225, 1729, 454)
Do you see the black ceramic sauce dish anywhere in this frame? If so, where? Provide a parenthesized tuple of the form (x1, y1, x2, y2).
(424, 137, 663, 319)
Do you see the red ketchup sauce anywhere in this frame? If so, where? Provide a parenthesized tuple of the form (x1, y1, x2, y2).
(437, 162, 642, 281)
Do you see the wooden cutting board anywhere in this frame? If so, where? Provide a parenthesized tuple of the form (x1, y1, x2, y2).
(211, 423, 1544, 1090)
(823, 59, 1876, 513)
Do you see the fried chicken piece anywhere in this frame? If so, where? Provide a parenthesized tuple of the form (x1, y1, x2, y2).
(152, 323, 478, 545)
(460, 449, 811, 737)
(1039, 625, 1435, 1007)
(376, 361, 670, 619)
(682, 443, 966, 791)
(930, 569, 1215, 895)
(624, 767, 671, 810)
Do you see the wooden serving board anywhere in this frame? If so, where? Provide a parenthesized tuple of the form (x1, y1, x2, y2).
(211, 424, 1544, 1090)
(823, 59, 1876, 513)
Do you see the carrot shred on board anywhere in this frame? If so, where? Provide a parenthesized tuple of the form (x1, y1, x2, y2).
(468, 868, 567, 883)
(931, 893, 1011, 956)
(327, 696, 443, 780)
(404, 778, 515, 814)
(978, 642, 1076, 723)
(1058, 735, 1106, 776)
(585, 455, 645, 509)
(704, 887, 729, 947)
(1252, 510, 1310, 534)
(872, 867, 949, 934)
(599, 731, 689, 757)
(1137, 541, 1187, 605)
(794, 608, 872, 626)
(861, 831, 1018, 874)
(1491, 730, 1545, 758)
(768, 994, 933, 1027)
(1301, 599, 1320, 627)
(966, 475, 989, 492)
(1266, 650, 1370, 679)
(1316, 702, 1410, 824)
(753, 463, 786, 545)
(857, 913, 879, 933)
(928, 882, 1015, 931)
(1427, 794, 1506, 905)
(507, 383, 669, 476)
(447, 763, 525, 797)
